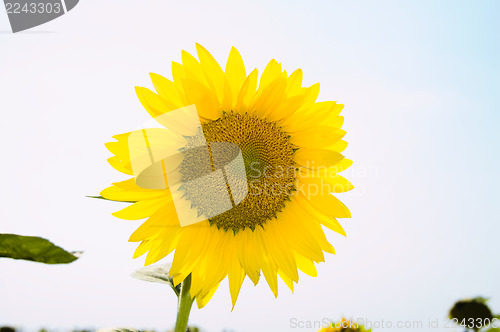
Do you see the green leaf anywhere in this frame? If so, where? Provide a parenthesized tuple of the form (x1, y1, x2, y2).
(0, 234, 80, 264)
(131, 264, 180, 297)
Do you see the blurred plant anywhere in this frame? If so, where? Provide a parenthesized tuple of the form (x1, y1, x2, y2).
(95, 329, 151, 332)
(0, 234, 80, 264)
(0, 327, 16, 332)
(318, 318, 371, 332)
(167, 327, 199, 332)
(95, 327, 199, 332)
(449, 297, 500, 332)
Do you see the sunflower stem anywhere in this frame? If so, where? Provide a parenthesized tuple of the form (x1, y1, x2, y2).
(174, 274, 194, 332)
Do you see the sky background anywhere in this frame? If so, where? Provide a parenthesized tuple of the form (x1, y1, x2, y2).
(0, 0, 499, 331)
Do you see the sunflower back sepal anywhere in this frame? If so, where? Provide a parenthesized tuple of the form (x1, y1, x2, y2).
(131, 264, 181, 297)
(86, 195, 137, 204)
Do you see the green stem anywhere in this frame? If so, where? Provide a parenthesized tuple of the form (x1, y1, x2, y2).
(174, 274, 194, 332)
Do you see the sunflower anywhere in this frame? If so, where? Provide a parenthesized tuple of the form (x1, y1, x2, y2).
(101, 44, 353, 309)
(318, 318, 370, 332)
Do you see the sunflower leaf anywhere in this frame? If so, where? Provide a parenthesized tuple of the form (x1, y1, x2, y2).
(131, 264, 180, 297)
(0, 234, 80, 264)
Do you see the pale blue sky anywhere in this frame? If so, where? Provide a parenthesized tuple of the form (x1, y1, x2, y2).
(0, 1, 499, 331)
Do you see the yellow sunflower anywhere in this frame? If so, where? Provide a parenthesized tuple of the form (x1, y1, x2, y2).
(101, 44, 353, 309)
(318, 318, 370, 332)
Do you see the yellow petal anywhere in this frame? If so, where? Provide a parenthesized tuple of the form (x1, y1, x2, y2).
(107, 156, 133, 175)
(294, 191, 347, 236)
(286, 69, 304, 96)
(128, 203, 180, 242)
(320, 217, 346, 236)
(298, 158, 352, 177)
(290, 127, 346, 148)
(294, 253, 317, 277)
(250, 76, 287, 118)
(329, 157, 352, 172)
(111, 197, 166, 220)
(325, 115, 344, 128)
(235, 68, 258, 113)
(144, 229, 181, 265)
(170, 225, 210, 282)
(135, 87, 171, 118)
(100, 182, 166, 202)
(297, 173, 354, 193)
(189, 224, 217, 297)
(105, 133, 134, 174)
(266, 221, 298, 282)
(228, 255, 246, 310)
(278, 269, 294, 292)
(225, 46, 246, 108)
(111, 178, 156, 191)
(298, 190, 351, 219)
(196, 43, 225, 103)
(276, 206, 325, 263)
(301, 83, 321, 106)
(327, 140, 349, 153)
(255, 228, 278, 297)
(322, 104, 345, 123)
(105, 140, 130, 160)
(294, 148, 344, 169)
(171, 61, 186, 90)
(266, 94, 306, 122)
(287, 197, 336, 253)
(181, 50, 209, 86)
(282, 99, 338, 133)
(181, 78, 222, 120)
(149, 73, 186, 107)
(237, 229, 261, 285)
(196, 282, 220, 309)
(259, 59, 282, 90)
(221, 76, 233, 112)
(193, 247, 230, 298)
(133, 240, 152, 259)
(202, 231, 233, 291)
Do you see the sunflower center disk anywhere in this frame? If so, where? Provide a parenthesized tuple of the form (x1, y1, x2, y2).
(178, 112, 296, 232)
